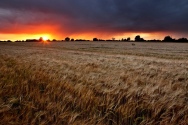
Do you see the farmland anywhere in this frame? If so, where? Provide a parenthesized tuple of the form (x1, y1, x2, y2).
(0, 42, 188, 125)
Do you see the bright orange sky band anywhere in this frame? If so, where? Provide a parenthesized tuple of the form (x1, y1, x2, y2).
(0, 25, 184, 41)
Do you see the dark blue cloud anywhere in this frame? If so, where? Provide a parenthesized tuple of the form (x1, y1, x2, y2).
(0, 0, 188, 34)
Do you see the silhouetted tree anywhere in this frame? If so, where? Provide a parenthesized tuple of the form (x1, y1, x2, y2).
(15, 40, 22, 42)
(93, 38, 98, 41)
(52, 39, 57, 42)
(148, 39, 161, 42)
(140, 38, 145, 41)
(177, 38, 188, 42)
(71, 38, 74, 41)
(127, 37, 131, 41)
(7, 40, 12, 42)
(121, 37, 131, 41)
(135, 35, 140, 41)
(98, 39, 105, 41)
(39, 37, 43, 42)
(135, 35, 145, 41)
(65, 37, 70, 41)
(47, 39, 51, 42)
(75, 39, 88, 41)
(163, 36, 173, 42)
(26, 39, 38, 42)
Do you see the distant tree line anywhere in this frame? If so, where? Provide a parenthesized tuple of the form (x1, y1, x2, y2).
(0, 35, 188, 42)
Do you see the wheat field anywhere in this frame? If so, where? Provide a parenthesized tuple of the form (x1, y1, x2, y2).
(0, 42, 188, 125)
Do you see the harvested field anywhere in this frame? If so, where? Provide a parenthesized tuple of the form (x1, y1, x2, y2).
(0, 42, 188, 125)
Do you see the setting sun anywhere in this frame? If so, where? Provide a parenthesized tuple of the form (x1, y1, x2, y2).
(42, 36, 50, 41)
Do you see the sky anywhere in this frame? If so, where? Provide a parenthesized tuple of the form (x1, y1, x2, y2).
(0, 0, 188, 40)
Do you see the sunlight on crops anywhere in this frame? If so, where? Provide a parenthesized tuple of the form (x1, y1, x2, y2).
(0, 42, 188, 125)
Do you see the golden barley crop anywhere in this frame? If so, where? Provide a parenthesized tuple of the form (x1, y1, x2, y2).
(0, 42, 188, 125)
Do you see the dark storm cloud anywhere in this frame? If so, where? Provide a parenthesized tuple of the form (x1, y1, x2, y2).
(0, 0, 188, 34)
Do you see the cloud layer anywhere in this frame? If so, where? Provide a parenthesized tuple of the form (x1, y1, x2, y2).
(0, 0, 188, 39)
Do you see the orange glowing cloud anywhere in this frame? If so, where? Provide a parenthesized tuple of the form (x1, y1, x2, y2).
(0, 23, 59, 41)
(0, 0, 188, 41)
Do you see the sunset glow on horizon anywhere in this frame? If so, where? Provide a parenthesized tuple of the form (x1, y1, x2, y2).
(0, 33, 53, 41)
(0, 32, 185, 41)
